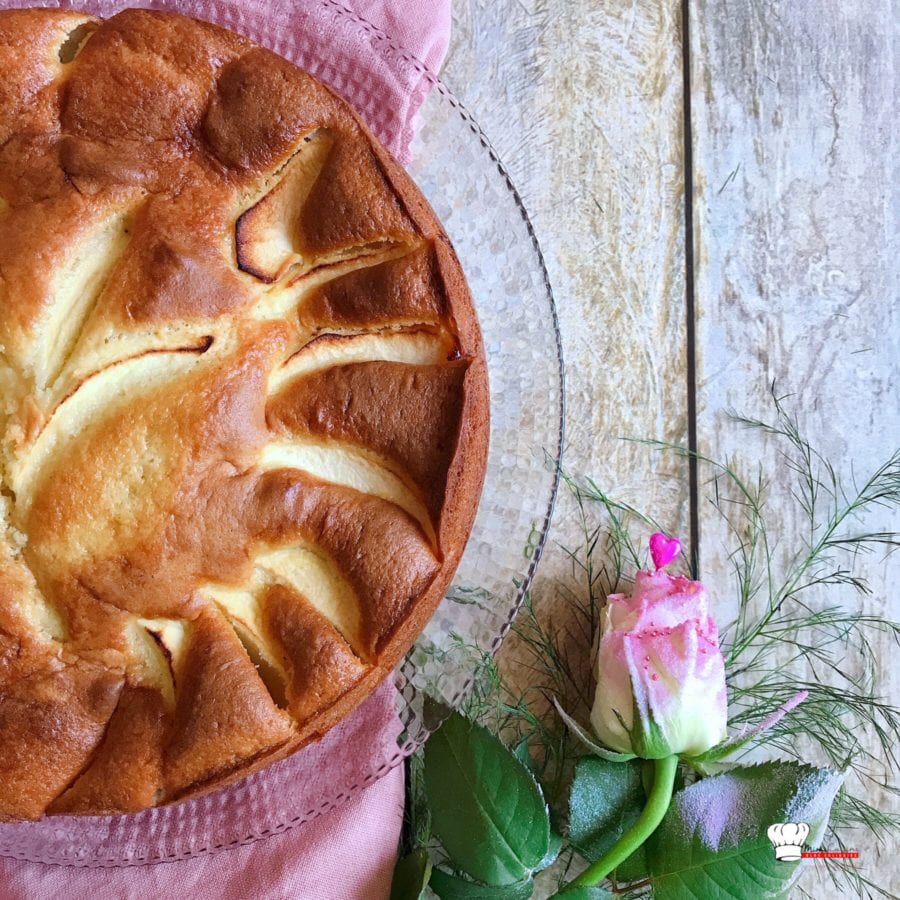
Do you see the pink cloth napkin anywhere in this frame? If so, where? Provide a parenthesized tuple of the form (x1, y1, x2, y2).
(0, 0, 451, 161)
(0, 765, 406, 900)
(0, 1, 451, 897)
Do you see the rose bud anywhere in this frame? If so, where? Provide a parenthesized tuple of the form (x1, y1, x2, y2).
(589, 536, 727, 759)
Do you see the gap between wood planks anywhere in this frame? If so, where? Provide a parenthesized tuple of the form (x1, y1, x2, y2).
(680, 0, 700, 577)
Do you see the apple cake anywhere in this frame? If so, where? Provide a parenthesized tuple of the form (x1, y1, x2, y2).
(0, 8, 488, 819)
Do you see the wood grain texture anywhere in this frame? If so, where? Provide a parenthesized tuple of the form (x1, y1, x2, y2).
(689, 0, 898, 891)
(445, 0, 690, 560)
(443, 0, 690, 796)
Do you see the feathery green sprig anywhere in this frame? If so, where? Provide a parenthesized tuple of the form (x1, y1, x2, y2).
(413, 390, 897, 897)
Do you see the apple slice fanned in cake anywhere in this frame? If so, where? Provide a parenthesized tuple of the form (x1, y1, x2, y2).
(234, 127, 418, 284)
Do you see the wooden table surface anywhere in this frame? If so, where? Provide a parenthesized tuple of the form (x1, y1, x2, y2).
(443, 1, 897, 895)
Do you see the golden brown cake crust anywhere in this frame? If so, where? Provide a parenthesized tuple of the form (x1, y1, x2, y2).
(0, 7, 488, 820)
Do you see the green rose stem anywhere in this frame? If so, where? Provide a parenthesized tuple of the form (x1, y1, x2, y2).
(563, 755, 679, 892)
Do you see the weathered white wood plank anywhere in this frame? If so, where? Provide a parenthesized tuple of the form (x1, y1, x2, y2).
(444, 0, 690, 753)
(445, 0, 690, 564)
(690, 2, 898, 892)
(445, 10, 688, 894)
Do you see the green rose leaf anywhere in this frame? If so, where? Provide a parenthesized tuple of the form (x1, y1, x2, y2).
(552, 888, 614, 899)
(614, 844, 648, 884)
(430, 869, 534, 899)
(424, 711, 551, 885)
(568, 756, 648, 881)
(390, 847, 432, 900)
(537, 829, 564, 870)
(513, 737, 539, 776)
(646, 761, 843, 899)
(569, 756, 644, 859)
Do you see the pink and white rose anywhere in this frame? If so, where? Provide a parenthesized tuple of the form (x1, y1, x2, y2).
(590, 568, 728, 758)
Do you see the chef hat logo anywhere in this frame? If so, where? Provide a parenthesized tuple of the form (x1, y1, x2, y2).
(767, 823, 810, 861)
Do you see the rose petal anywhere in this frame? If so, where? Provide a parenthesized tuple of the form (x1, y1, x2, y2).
(623, 621, 727, 756)
(590, 629, 636, 753)
(593, 567, 728, 758)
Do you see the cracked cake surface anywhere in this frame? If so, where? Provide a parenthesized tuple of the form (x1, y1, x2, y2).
(0, 7, 488, 819)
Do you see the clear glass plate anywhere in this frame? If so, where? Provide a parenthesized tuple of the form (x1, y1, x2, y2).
(0, 0, 564, 866)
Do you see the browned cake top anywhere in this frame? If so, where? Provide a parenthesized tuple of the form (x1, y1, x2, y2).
(0, 7, 488, 819)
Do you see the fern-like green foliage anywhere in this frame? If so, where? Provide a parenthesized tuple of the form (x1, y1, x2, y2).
(434, 392, 897, 899)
